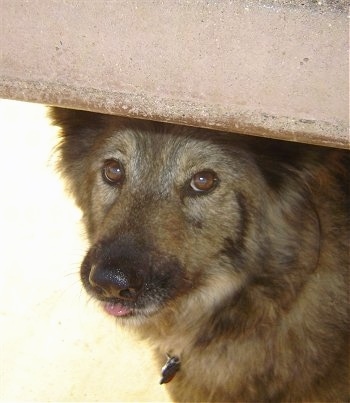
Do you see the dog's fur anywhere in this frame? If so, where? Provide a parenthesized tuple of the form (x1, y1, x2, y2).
(51, 107, 349, 402)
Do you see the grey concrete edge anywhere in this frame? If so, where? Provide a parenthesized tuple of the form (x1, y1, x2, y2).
(1, 78, 349, 150)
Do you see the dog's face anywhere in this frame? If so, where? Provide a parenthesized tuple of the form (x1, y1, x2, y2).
(80, 125, 263, 321)
(53, 109, 324, 329)
(53, 110, 271, 324)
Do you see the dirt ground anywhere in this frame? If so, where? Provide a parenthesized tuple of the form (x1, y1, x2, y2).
(0, 100, 170, 402)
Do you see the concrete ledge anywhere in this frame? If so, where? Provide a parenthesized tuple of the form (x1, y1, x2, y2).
(1, 0, 349, 148)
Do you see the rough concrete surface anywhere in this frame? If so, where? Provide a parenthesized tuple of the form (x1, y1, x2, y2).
(0, 1, 349, 148)
(0, 100, 170, 402)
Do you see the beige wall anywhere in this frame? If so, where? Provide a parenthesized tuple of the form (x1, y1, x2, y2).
(0, 100, 170, 402)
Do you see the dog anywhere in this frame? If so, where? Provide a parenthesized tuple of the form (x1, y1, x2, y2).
(51, 107, 349, 402)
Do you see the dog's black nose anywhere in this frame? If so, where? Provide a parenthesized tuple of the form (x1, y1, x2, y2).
(88, 265, 143, 301)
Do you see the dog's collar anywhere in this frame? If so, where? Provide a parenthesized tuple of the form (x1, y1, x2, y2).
(159, 354, 181, 384)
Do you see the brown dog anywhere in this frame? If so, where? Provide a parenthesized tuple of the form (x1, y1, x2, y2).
(51, 107, 349, 402)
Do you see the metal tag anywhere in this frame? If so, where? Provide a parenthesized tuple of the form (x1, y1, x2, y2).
(159, 355, 181, 384)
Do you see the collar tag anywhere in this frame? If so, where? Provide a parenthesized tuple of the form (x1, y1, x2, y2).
(159, 355, 181, 384)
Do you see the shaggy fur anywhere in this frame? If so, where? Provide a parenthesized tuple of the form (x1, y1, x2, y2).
(51, 107, 349, 402)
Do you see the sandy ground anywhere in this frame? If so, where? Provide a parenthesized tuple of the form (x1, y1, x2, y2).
(0, 100, 170, 402)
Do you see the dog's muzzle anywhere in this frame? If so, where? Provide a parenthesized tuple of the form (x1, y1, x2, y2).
(80, 236, 187, 317)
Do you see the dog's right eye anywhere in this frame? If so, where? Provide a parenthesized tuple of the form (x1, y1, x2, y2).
(190, 170, 218, 193)
(102, 159, 125, 185)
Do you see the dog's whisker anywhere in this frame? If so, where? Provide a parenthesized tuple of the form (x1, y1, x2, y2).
(63, 270, 80, 278)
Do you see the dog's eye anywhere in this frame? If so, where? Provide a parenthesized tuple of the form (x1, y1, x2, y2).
(102, 159, 125, 185)
(190, 170, 218, 193)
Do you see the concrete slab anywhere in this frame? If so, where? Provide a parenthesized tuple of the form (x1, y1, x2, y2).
(0, 1, 349, 147)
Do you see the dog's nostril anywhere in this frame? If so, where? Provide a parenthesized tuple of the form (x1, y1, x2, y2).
(93, 285, 110, 297)
(119, 287, 138, 300)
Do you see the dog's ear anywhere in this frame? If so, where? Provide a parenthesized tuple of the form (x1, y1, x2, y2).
(49, 107, 107, 137)
(50, 107, 109, 213)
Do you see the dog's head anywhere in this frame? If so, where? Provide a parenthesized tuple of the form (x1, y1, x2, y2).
(51, 108, 323, 325)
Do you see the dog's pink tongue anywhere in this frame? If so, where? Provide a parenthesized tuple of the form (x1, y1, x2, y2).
(104, 302, 132, 317)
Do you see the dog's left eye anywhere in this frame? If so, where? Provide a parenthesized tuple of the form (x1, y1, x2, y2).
(190, 170, 218, 193)
(102, 159, 125, 185)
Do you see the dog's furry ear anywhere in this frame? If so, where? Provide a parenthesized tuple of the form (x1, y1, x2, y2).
(50, 107, 109, 211)
(49, 107, 107, 136)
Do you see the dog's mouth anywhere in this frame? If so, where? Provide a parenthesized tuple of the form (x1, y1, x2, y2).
(103, 301, 134, 317)
(101, 299, 163, 319)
